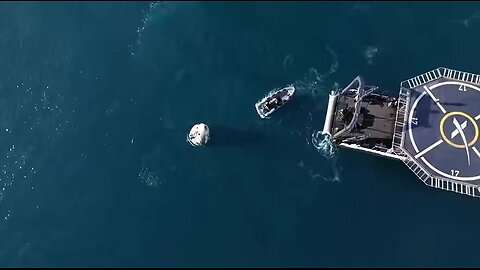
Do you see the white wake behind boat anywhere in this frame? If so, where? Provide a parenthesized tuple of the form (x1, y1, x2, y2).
(255, 86, 295, 119)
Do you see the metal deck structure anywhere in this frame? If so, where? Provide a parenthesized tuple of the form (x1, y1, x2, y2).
(322, 76, 404, 161)
(322, 67, 480, 199)
(399, 67, 480, 198)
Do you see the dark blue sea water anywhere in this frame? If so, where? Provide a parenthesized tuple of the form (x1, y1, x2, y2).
(1, 1, 480, 267)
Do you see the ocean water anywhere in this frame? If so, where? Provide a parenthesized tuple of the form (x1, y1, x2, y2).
(1, 1, 480, 267)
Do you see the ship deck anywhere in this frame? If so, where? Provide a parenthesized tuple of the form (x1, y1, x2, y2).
(332, 94, 397, 146)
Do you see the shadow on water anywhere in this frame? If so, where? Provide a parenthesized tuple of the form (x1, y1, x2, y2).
(207, 95, 314, 148)
(270, 93, 314, 119)
(279, 93, 329, 132)
(208, 124, 269, 147)
(287, 93, 313, 110)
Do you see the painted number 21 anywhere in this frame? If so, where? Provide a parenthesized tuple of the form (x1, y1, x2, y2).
(411, 117, 418, 125)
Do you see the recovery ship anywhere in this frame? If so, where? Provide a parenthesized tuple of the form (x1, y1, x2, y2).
(322, 67, 480, 198)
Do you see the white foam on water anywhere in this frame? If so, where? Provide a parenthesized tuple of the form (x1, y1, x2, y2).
(138, 165, 160, 187)
(280, 46, 340, 155)
(292, 46, 339, 97)
(3, 210, 11, 221)
(364, 46, 378, 65)
(311, 131, 336, 159)
(325, 46, 339, 75)
(453, 11, 480, 27)
(349, 3, 371, 15)
(0, 80, 72, 217)
(0, 148, 35, 216)
(15, 82, 75, 138)
(282, 54, 295, 72)
(298, 156, 341, 183)
(131, 1, 166, 56)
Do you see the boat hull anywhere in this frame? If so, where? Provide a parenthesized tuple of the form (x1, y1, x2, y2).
(255, 86, 295, 119)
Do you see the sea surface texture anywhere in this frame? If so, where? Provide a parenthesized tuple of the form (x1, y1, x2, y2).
(0, 1, 480, 267)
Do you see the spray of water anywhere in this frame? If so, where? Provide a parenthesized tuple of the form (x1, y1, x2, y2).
(298, 155, 341, 183)
(311, 131, 336, 159)
(453, 11, 480, 27)
(291, 46, 339, 97)
(297, 131, 341, 183)
(138, 164, 160, 187)
(282, 46, 340, 162)
(131, 1, 164, 56)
